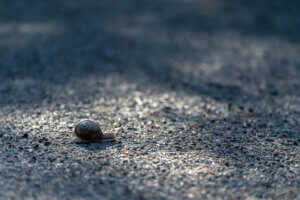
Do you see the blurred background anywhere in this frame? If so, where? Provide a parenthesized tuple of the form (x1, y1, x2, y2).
(0, 1, 299, 199)
(0, 0, 299, 107)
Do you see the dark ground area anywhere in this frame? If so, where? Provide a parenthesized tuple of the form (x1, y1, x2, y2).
(0, 0, 299, 199)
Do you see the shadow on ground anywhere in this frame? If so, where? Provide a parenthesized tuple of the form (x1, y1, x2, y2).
(0, 0, 299, 174)
(0, 0, 299, 106)
(75, 142, 118, 151)
(0, 1, 299, 199)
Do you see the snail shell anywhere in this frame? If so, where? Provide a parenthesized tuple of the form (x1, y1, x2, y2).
(73, 119, 115, 143)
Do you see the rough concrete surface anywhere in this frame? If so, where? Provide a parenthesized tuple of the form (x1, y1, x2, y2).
(0, 0, 299, 199)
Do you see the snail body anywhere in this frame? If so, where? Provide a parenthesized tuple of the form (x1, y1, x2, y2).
(73, 119, 115, 143)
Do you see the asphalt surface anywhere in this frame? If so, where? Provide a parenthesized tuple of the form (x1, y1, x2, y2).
(0, 0, 299, 199)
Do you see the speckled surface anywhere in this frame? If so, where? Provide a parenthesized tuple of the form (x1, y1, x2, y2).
(0, 0, 299, 199)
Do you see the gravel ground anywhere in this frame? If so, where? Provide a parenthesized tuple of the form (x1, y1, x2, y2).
(0, 0, 299, 199)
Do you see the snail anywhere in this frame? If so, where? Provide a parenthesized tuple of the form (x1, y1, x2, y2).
(72, 119, 115, 143)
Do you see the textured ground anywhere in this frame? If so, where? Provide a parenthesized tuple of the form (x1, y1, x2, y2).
(0, 0, 299, 199)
